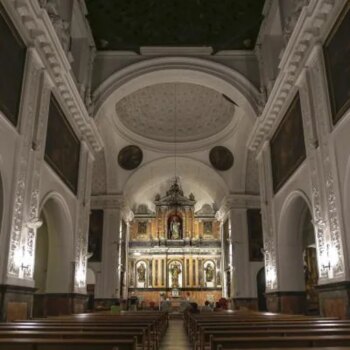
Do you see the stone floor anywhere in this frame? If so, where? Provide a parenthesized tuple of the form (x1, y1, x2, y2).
(160, 319, 191, 350)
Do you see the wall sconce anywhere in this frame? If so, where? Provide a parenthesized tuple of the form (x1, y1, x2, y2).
(25, 218, 43, 230)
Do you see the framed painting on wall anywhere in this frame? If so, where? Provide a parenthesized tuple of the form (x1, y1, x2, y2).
(324, 3, 350, 125)
(0, 5, 26, 126)
(270, 95, 306, 193)
(44, 95, 81, 194)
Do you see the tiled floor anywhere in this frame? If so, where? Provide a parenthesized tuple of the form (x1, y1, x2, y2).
(160, 319, 191, 350)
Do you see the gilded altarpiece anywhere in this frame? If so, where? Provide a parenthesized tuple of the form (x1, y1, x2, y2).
(128, 181, 222, 305)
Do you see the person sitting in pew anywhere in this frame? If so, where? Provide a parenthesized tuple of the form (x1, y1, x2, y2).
(201, 300, 213, 312)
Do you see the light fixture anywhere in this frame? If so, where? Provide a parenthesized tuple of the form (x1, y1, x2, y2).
(25, 218, 43, 230)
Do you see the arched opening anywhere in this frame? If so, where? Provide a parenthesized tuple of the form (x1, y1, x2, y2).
(257, 267, 267, 311)
(86, 268, 96, 311)
(33, 195, 74, 317)
(302, 210, 319, 315)
(278, 192, 319, 315)
(33, 214, 49, 293)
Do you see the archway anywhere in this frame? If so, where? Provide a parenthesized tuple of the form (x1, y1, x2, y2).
(86, 268, 96, 311)
(302, 210, 319, 315)
(257, 267, 267, 311)
(33, 194, 74, 317)
(278, 192, 319, 314)
(33, 213, 49, 293)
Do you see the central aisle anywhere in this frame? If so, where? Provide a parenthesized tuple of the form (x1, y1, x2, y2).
(160, 319, 191, 350)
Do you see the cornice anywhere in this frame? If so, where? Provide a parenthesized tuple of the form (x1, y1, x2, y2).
(90, 194, 134, 222)
(248, 0, 342, 153)
(216, 193, 261, 221)
(8, 0, 103, 152)
(91, 194, 124, 209)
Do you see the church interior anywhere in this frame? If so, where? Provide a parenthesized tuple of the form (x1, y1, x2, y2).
(1, 0, 350, 348)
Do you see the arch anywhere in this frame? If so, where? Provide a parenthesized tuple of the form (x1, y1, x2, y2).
(123, 156, 229, 211)
(277, 190, 314, 291)
(37, 192, 75, 293)
(93, 57, 260, 153)
(93, 57, 260, 121)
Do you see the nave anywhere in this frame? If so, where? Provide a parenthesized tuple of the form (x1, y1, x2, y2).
(160, 319, 191, 350)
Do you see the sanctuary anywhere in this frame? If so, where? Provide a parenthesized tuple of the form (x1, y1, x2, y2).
(128, 180, 222, 305)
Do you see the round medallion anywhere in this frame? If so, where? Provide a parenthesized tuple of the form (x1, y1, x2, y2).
(209, 146, 234, 171)
(118, 145, 143, 170)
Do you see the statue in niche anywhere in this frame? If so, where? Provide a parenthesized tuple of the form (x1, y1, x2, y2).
(204, 221, 213, 235)
(169, 216, 181, 239)
(170, 263, 181, 288)
(205, 264, 214, 282)
(137, 263, 146, 282)
(138, 221, 147, 235)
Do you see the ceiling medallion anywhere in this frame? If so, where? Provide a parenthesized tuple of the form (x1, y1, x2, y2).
(118, 145, 143, 170)
(209, 146, 234, 171)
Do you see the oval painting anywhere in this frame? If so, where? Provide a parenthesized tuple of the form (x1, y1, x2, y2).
(209, 146, 234, 171)
(118, 145, 143, 170)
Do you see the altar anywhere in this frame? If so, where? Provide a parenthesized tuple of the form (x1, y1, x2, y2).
(127, 180, 223, 306)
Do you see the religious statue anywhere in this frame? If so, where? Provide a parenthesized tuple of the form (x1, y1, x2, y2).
(170, 216, 181, 239)
(205, 264, 214, 282)
(137, 263, 146, 282)
(170, 263, 181, 288)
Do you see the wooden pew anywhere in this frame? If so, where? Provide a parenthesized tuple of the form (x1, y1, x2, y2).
(0, 311, 167, 350)
(198, 328, 350, 350)
(210, 335, 350, 349)
(9, 320, 157, 348)
(184, 311, 350, 350)
(4, 313, 168, 350)
(0, 337, 137, 350)
(0, 324, 152, 350)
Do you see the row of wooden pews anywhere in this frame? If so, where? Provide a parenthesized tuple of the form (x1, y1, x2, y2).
(184, 310, 350, 350)
(0, 310, 168, 350)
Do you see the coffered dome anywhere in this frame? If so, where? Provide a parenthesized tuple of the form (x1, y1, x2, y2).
(115, 82, 235, 143)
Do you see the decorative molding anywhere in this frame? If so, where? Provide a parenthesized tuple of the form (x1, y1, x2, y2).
(9, 0, 103, 152)
(216, 194, 260, 222)
(307, 48, 346, 281)
(258, 144, 278, 291)
(7, 49, 42, 280)
(91, 194, 125, 210)
(249, 0, 343, 152)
